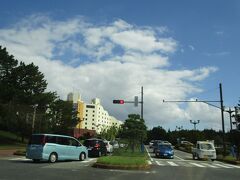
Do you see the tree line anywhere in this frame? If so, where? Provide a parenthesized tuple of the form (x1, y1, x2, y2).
(0, 46, 78, 141)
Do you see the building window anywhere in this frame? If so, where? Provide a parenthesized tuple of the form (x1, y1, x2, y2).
(85, 122, 87, 125)
(86, 105, 95, 108)
(93, 115, 95, 117)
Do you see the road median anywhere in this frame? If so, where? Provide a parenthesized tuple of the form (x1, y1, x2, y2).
(93, 148, 150, 170)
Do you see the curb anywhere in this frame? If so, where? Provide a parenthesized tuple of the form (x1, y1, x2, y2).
(92, 162, 151, 170)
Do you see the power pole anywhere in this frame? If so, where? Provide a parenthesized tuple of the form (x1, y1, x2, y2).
(219, 83, 226, 155)
(141, 86, 143, 119)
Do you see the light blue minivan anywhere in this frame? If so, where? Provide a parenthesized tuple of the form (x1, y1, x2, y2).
(26, 134, 88, 163)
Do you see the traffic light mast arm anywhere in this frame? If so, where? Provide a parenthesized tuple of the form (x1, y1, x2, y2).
(124, 101, 143, 104)
(163, 99, 221, 109)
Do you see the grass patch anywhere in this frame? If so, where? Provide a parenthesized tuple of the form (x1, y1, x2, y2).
(223, 156, 237, 161)
(97, 156, 147, 166)
(96, 146, 149, 169)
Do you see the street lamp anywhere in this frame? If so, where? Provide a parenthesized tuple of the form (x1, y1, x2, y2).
(176, 126, 183, 131)
(32, 104, 38, 133)
(190, 120, 200, 130)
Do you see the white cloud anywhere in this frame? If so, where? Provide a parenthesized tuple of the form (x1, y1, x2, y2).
(189, 45, 195, 51)
(111, 30, 177, 53)
(0, 15, 220, 130)
(216, 31, 224, 36)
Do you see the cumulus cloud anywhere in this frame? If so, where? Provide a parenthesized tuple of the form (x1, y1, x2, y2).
(0, 15, 220, 130)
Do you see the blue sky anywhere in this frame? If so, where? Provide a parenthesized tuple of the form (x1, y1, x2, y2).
(0, 0, 239, 131)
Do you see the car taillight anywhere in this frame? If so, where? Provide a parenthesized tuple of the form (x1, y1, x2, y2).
(94, 144, 100, 148)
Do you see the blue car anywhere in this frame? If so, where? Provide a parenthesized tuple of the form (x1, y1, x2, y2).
(155, 144, 174, 159)
(26, 134, 88, 163)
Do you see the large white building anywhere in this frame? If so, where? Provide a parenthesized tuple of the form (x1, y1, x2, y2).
(67, 93, 122, 134)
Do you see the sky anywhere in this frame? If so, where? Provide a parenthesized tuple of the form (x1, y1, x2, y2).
(0, 0, 240, 131)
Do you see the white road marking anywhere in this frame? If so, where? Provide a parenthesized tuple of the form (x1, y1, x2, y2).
(190, 163, 205, 167)
(214, 163, 233, 168)
(167, 161, 179, 166)
(145, 147, 153, 161)
(82, 158, 96, 163)
(174, 155, 185, 161)
(221, 164, 240, 169)
(9, 157, 29, 161)
(156, 161, 164, 166)
(201, 163, 218, 168)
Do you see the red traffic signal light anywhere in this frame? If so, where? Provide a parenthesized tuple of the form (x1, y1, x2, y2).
(113, 100, 125, 104)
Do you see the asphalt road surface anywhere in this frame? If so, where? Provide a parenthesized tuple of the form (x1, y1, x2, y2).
(0, 146, 239, 180)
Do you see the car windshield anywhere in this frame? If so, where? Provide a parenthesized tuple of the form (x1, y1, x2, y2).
(200, 143, 214, 150)
(158, 144, 172, 150)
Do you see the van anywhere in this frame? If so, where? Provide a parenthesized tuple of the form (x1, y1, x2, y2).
(26, 134, 88, 163)
(192, 141, 216, 161)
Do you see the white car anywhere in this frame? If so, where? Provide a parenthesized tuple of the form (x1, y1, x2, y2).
(192, 141, 216, 161)
(104, 141, 113, 153)
(111, 141, 120, 149)
(149, 140, 155, 148)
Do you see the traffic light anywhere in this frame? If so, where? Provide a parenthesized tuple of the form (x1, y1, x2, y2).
(113, 100, 125, 104)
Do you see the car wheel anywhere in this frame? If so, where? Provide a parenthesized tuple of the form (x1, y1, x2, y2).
(197, 154, 200, 160)
(49, 153, 57, 163)
(79, 152, 86, 161)
(192, 154, 195, 160)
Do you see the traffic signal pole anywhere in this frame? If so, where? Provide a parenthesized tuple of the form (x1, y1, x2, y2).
(163, 83, 226, 156)
(113, 86, 144, 119)
(219, 83, 226, 155)
(141, 86, 143, 119)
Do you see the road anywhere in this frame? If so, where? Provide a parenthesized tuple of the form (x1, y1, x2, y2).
(0, 147, 239, 180)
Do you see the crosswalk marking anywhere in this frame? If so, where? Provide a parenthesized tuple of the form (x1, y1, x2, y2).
(154, 160, 240, 169)
(222, 163, 240, 169)
(201, 163, 218, 168)
(167, 161, 179, 166)
(214, 164, 233, 168)
(156, 161, 164, 166)
(190, 163, 205, 167)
